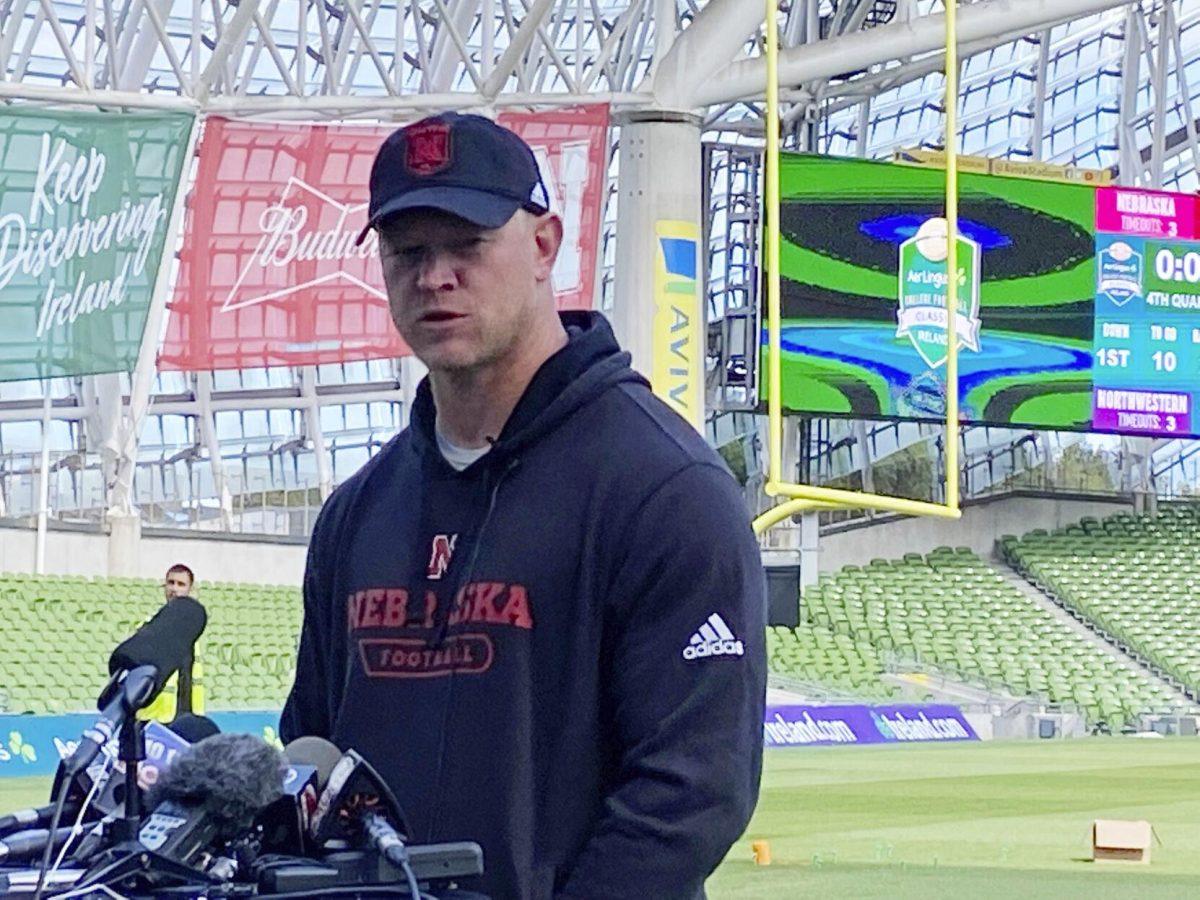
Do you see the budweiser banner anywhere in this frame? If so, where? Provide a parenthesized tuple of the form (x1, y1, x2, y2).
(0, 108, 193, 381)
(160, 106, 609, 370)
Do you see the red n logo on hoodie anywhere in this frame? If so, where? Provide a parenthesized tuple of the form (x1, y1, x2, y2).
(427, 534, 458, 580)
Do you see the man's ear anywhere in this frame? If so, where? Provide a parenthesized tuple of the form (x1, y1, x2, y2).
(531, 213, 563, 282)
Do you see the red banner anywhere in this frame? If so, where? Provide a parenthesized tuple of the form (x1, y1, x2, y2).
(160, 106, 608, 370)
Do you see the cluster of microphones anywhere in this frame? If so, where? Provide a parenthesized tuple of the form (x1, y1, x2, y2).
(0, 597, 484, 899)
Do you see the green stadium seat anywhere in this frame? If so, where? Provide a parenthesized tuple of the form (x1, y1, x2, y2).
(0, 573, 302, 713)
(1002, 502, 1200, 722)
(788, 539, 1188, 728)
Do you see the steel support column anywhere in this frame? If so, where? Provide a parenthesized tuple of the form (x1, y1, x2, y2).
(611, 111, 705, 430)
(301, 366, 334, 500)
(196, 372, 235, 530)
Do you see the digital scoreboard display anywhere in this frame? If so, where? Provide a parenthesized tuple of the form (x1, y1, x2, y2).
(1092, 189, 1200, 436)
(763, 154, 1200, 438)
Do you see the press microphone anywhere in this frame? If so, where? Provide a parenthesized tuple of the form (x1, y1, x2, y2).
(0, 804, 79, 837)
(168, 714, 220, 745)
(26, 753, 121, 839)
(138, 718, 215, 792)
(308, 747, 424, 898)
(0, 826, 75, 862)
(256, 736, 342, 854)
(310, 747, 413, 866)
(108, 596, 208, 693)
(138, 732, 284, 867)
(63, 598, 207, 778)
(62, 718, 213, 866)
(283, 736, 344, 781)
(0, 867, 84, 893)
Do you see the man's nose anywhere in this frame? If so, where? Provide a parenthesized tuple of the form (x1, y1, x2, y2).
(415, 249, 457, 291)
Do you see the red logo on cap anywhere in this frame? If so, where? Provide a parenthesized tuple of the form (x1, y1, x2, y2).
(405, 122, 451, 175)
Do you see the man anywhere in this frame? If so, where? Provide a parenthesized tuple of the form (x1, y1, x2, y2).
(281, 112, 766, 899)
(140, 563, 205, 723)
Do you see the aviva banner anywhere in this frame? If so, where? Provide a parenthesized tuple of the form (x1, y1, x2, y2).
(0, 107, 193, 381)
(652, 220, 703, 430)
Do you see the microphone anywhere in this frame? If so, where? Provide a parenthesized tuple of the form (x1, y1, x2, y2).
(310, 747, 413, 865)
(0, 867, 84, 893)
(139, 719, 210, 791)
(62, 666, 157, 779)
(26, 751, 124, 840)
(65, 720, 220, 873)
(284, 736, 344, 781)
(0, 826, 75, 862)
(109, 596, 208, 691)
(44, 717, 203, 861)
(59, 718, 212, 868)
(256, 736, 343, 854)
(63, 598, 207, 778)
(168, 715, 220, 745)
(309, 747, 423, 898)
(138, 733, 284, 867)
(0, 803, 79, 837)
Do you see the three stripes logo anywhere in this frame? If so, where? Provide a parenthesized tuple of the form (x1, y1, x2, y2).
(682, 613, 745, 661)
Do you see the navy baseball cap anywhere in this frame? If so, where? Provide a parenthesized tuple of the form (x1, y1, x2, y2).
(357, 112, 551, 244)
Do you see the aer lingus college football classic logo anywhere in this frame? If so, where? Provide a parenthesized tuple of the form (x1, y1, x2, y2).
(1096, 239, 1143, 307)
(896, 217, 983, 369)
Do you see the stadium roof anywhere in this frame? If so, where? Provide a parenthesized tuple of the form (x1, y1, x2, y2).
(4, 0, 1194, 179)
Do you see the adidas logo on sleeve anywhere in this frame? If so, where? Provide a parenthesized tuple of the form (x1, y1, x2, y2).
(682, 613, 745, 661)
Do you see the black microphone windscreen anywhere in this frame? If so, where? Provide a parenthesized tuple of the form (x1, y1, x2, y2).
(108, 596, 207, 688)
(283, 737, 343, 790)
(148, 733, 284, 837)
(168, 714, 220, 744)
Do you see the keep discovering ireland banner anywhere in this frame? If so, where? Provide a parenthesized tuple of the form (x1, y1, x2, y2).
(160, 106, 609, 371)
(0, 108, 193, 381)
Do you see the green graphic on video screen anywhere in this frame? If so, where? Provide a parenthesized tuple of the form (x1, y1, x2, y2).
(761, 153, 1096, 429)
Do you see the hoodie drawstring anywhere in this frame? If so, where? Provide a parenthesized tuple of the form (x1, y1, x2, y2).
(424, 453, 520, 843)
(429, 455, 520, 649)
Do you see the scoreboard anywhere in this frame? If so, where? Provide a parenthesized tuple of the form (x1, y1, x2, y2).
(1093, 187, 1200, 437)
(763, 154, 1200, 439)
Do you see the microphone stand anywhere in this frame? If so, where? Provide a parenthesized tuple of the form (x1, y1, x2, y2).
(109, 713, 145, 844)
(72, 682, 215, 893)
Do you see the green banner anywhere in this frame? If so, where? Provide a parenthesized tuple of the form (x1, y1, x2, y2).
(0, 107, 193, 381)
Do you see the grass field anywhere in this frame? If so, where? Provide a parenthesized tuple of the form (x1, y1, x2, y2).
(709, 738, 1200, 899)
(4, 739, 1198, 898)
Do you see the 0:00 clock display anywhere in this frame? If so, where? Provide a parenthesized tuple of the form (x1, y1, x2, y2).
(1154, 247, 1200, 283)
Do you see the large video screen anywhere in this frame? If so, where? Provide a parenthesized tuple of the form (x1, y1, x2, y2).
(764, 154, 1095, 429)
(764, 155, 1200, 437)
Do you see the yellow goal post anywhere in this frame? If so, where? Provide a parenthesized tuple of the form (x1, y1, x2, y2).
(754, 0, 964, 536)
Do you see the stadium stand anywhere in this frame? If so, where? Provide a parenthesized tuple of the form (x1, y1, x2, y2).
(0, 575, 300, 714)
(797, 547, 1181, 728)
(767, 623, 898, 699)
(6, 510, 1194, 729)
(1001, 503, 1200, 701)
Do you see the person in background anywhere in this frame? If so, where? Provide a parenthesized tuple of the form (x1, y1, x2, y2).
(139, 563, 205, 723)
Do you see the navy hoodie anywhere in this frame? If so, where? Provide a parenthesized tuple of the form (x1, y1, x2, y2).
(281, 311, 766, 899)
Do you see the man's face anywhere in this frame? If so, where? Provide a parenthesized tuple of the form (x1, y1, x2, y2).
(164, 571, 192, 601)
(378, 208, 557, 373)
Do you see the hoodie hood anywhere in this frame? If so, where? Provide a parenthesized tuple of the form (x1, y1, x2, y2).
(408, 311, 645, 469)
